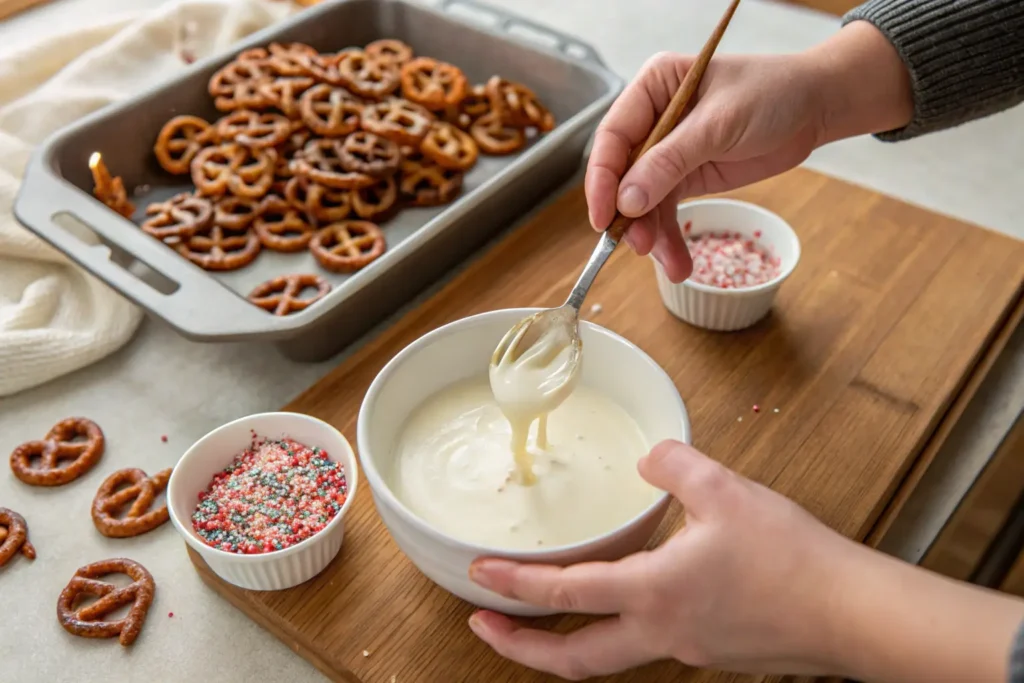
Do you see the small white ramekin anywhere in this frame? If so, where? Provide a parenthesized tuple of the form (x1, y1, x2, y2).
(654, 199, 801, 331)
(167, 412, 358, 591)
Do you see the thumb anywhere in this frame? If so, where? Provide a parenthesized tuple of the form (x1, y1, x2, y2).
(615, 112, 717, 217)
(638, 440, 730, 518)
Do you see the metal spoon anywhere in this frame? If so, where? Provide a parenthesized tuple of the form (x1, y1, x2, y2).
(490, 0, 743, 381)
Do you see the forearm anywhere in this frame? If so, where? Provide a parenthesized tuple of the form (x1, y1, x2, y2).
(823, 542, 1024, 683)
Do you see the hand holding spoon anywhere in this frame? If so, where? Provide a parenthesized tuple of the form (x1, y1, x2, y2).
(490, 0, 743, 402)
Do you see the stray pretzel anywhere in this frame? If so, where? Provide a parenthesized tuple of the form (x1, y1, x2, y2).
(91, 468, 172, 538)
(57, 558, 155, 647)
(10, 417, 105, 487)
(248, 274, 331, 316)
(0, 508, 36, 567)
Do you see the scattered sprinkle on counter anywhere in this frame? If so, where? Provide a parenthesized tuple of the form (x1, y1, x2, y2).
(752, 404, 760, 413)
(685, 230, 781, 289)
(168, 612, 174, 618)
(191, 434, 347, 554)
(161, 435, 168, 443)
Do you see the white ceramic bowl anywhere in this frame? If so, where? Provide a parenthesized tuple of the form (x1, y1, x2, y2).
(167, 412, 359, 591)
(357, 308, 690, 616)
(654, 199, 801, 331)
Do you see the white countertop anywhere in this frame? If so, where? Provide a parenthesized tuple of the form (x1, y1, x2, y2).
(1, 1, 1022, 681)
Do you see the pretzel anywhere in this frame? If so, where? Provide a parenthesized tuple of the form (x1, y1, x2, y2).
(399, 153, 463, 206)
(293, 139, 376, 190)
(334, 50, 400, 100)
(191, 143, 276, 198)
(486, 76, 555, 131)
(176, 221, 262, 270)
(91, 468, 172, 538)
(214, 80, 274, 112)
(88, 153, 135, 219)
(442, 83, 490, 129)
(254, 196, 316, 252)
(360, 98, 433, 146)
(248, 274, 331, 316)
(285, 176, 352, 222)
(310, 221, 386, 272)
(209, 59, 270, 98)
(214, 195, 263, 230)
(421, 122, 479, 171)
(154, 116, 217, 175)
(237, 47, 269, 62)
(142, 192, 213, 243)
(365, 39, 414, 67)
(470, 112, 526, 155)
(258, 76, 315, 118)
(400, 57, 467, 110)
(217, 111, 292, 149)
(299, 83, 362, 136)
(340, 131, 400, 178)
(10, 417, 105, 487)
(57, 558, 155, 647)
(265, 42, 320, 78)
(0, 508, 35, 567)
(352, 175, 397, 219)
(277, 126, 312, 158)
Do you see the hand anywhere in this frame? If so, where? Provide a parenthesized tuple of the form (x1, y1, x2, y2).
(586, 50, 827, 283)
(467, 440, 857, 680)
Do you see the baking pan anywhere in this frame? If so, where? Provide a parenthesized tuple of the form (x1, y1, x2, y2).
(14, 0, 623, 361)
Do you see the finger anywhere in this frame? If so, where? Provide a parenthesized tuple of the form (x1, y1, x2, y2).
(587, 52, 694, 229)
(650, 192, 692, 283)
(617, 106, 719, 218)
(469, 556, 643, 614)
(638, 440, 732, 518)
(470, 611, 656, 680)
(624, 211, 659, 257)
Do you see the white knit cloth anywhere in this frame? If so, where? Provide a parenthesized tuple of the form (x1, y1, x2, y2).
(0, 0, 292, 398)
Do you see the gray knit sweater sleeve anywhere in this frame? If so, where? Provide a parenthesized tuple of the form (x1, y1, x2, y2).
(842, 0, 1024, 141)
(1011, 620, 1024, 683)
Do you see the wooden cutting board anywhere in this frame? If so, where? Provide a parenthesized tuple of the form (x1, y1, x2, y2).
(188, 167, 1024, 683)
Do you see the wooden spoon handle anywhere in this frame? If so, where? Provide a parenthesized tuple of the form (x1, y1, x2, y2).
(605, 0, 742, 243)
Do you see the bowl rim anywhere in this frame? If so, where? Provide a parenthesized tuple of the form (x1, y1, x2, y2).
(674, 198, 802, 295)
(166, 411, 359, 561)
(356, 307, 691, 558)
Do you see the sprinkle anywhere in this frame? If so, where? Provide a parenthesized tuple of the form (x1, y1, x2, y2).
(752, 405, 760, 413)
(589, 303, 603, 315)
(737, 417, 743, 422)
(161, 435, 168, 443)
(362, 650, 370, 657)
(773, 408, 780, 414)
(391, 677, 397, 683)
(168, 612, 174, 618)
(190, 435, 347, 554)
(685, 230, 780, 289)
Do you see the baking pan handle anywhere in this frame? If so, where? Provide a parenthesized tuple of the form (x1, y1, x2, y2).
(438, 0, 606, 66)
(14, 163, 274, 341)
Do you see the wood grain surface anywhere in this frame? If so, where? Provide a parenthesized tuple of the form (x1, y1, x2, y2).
(189, 167, 1024, 683)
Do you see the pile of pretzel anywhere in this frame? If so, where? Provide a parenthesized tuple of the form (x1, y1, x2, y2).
(137, 39, 553, 316)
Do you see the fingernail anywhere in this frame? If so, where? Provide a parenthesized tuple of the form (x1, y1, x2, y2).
(468, 562, 495, 590)
(623, 230, 638, 251)
(618, 185, 648, 216)
(468, 614, 485, 636)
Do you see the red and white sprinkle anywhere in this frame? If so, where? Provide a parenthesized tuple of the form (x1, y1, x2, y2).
(752, 404, 760, 413)
(686, 231, 780, 289)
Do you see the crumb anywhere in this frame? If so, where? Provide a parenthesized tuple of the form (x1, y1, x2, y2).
(773, 408, 780, 414)
(589, 303, 603, 315)
(362, 650, 370, 657)
(737, 417, 743, 422)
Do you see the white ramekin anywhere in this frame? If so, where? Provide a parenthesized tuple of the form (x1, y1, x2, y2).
(167, 412, 358, 591)
(654, 199, 801, 331)
(357, 308, 691, 617)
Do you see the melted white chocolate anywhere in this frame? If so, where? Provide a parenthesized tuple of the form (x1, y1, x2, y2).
(391, 379, 657, 550)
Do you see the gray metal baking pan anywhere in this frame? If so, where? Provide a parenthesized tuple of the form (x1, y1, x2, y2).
(15, 0, 623, 361)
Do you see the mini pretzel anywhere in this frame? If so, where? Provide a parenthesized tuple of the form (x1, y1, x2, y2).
(191, 143, 276, 198)
(248, 274, 331, 316)
(470, 112, 526, 155)
(486, 76, 555, 131)
(299, 84, 362, 136)
(285, 176, 352, 222)
(421, 122, 479, 171)
(10, 418, 105, 487)
(254, 197, 316, 252)
(265, 42, 320, 78)
(352, 176, 397, 219)
(142, 192, 213, 243)
(340, 131, 400, 178)
(442, 83, 490, 129)
(154, 116, 216, 175)
(214, 80, 274, 112)
(360, 98, 433, 146)
(57, 558, 155, 647)
(399, 154, 463, 206)
(91, 468, 172, 538)
(214, 195, 263, 230)
(365, 39, 414, 67)
(217, 111, 292, 149)
(334, 50, 400, 99)
(293, 139, 376, 190)
(0, 508, 35, 567)
(209, 59, 270, 98)
(258, 76, 315, 118)
(88, 153, 135, 219)
(310, 221, 386, 272)
(176, 221, 262, 270)
(400, 57, 467, 110)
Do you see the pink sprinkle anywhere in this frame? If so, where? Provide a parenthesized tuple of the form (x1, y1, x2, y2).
(168, 612, 174, 618)
(161, 435, 168, 443)
(754, 230, 762, 238)
(685, 229, 780, 289)
(752, 405, 760, 413)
